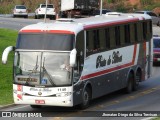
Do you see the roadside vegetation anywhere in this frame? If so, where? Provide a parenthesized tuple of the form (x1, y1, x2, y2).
(0, 0, 160, 15)
(152, 118, 160, 120)
(0, 29, 18, 105)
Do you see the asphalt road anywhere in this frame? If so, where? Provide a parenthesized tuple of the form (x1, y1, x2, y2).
(0, 17, 160, 120)
(0, 17, 52, 30)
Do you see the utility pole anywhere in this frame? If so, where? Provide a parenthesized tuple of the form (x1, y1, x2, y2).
(44, 0, 48, 23)
(100, 0, 102, 15)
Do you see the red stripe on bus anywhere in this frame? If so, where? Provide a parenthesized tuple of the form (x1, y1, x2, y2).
(80, 44, 137, 80)
(84, 18, 139, 29)
(20, 30, 42, 33)
(49, 30, 74, 34)
(20, 30, 74, 34)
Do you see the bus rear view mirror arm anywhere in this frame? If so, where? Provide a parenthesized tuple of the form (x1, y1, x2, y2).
(2, 46, 15, 64)
(70, 49, 77, 67)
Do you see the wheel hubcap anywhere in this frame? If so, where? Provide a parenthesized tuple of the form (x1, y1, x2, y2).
(83, 91, 89, 105)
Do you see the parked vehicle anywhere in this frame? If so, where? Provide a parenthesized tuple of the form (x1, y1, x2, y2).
(92, 9, 111, 15)
(153, 36, 160, 65)
(61, 0, 99, 18)
(135, 11, 160, 26)
(13, 5, 28, 18)
(35, 4, 56, 20)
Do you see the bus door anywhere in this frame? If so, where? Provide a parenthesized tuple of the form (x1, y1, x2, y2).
(74, 31, 85, 83)
(73, 31, 85, 106)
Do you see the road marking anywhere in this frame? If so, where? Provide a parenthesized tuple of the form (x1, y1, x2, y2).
(53, 117, 62, 120)
(4, 105, 29, 111)
(141, 117, 156, 120)
(86, 86, 160, 112)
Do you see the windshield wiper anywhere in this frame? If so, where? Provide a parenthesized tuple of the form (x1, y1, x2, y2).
(30, 55, 39, 73)
(25, 56, 39, 86)
(41, 57, 56, 86)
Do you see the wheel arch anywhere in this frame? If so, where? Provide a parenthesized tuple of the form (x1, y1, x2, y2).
(83, 81, 93, 100)
(126, 68, 135, 83)
(135, 66, 142, 82)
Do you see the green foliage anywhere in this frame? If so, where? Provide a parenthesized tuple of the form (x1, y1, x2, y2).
(107, 0, 113, 3)
(143, 2, 160, 11)
(115, 2, 130, 13)
(140, 0, 153, 6)
(0, 29, 17, 105)
(0, 3, 14, 14)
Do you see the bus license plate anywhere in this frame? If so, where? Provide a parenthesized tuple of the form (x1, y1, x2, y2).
(35, 100, 45, 104)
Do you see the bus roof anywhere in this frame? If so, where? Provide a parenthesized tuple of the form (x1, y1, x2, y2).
(20, 12, 151, 35)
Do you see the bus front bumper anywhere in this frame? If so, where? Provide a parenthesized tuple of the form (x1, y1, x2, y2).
(14, 95, 73, 107)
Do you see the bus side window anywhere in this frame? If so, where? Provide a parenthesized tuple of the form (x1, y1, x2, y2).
(149, 20, 152, 35)
(76, 31, 84, 73)
(120, 26, 125, 46)
(143, 21, 147, 40)
(137, 22, 143, 41)
(86, 31, 94, 56)
(148, 20, 153, 39)
(86, 31, 89, 52)
(130, 23, 135, 43)
(99, 29, 106, 50)
(145, 20, 152, 41)
(124, 24, 130, 44)
(134, 23, 138, 42)
(110, 27, 116, 48)
(105, 28, 110, 49)
(115, 26, 120, 46)
(93, 30, 100, 50)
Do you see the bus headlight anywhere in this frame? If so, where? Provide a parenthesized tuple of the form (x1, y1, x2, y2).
(56, 92, 71, 97)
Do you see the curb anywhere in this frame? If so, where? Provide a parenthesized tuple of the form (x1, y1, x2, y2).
(0, 104, 17, 110)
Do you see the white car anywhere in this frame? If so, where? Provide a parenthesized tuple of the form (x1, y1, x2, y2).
(35, 4, 56, 20)
(135, 11, 160, 26)
(13, 5, 28, 18)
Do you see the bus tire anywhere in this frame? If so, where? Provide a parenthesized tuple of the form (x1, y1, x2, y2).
(157, 21, 160, 26)
(50, 15, 55, 20)
(133, 70, 141, 91)
(30, 105, 42, 109)
(125, 72, 134, 93)
(36, 15, 40, 19)
(79, 87, 91, 109)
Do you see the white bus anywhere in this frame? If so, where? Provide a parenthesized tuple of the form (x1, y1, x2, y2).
(2, 12, 153, 109)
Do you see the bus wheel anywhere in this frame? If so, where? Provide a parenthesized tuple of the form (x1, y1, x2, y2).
(125, 73, 134, 93)
(133, 71, 141, 91)
(157, 21, 160, 26)
(30, 105, 42, 109)
(80, 87, 91, 109)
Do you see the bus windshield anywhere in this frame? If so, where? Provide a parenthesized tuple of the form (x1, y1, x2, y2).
(14, 51, 72, 87)
(16, 33, 75, 51)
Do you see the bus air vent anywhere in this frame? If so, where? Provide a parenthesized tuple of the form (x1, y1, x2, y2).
(56, 18, 75, 23)
(128, 15, 134, 18)
(106, 12, 122, 16)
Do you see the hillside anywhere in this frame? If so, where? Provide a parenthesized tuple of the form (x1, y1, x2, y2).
(0, 0, 160, 15)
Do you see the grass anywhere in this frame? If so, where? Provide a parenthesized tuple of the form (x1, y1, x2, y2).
(0, 28, 18, 105)
(152, 118, 160, 120)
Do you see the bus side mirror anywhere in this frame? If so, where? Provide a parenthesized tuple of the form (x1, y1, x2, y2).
(70, 49, 77, 67)
(2, 46, 15, 64)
